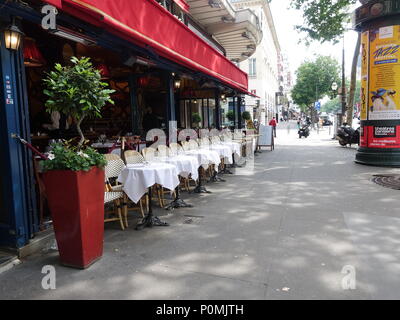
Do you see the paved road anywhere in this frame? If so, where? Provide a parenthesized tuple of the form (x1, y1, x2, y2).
(1, 124, 400, 299)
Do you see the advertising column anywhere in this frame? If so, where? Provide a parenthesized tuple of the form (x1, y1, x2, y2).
(355, 1, 400, 166)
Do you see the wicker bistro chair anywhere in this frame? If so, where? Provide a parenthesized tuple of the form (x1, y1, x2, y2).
(141, 147, 157, 161)
(157, 145, 170, 157)
(105, 154, 145, 228)
(181, 140, 191, 152)
(199, 137, 210, 147)
(169, 142, 183, 156)
(104, 154, 127, 230)
(104, 190, 126, 230)
(211, 135, 221, 145)
(188, 139, 200, 150)
(124, 150, 145, 164)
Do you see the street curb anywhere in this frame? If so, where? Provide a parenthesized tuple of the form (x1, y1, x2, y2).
(0, 257, 21, 275)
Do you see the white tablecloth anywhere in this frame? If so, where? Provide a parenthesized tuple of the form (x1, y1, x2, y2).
(118, 163, 180, 203)
(185, 149, 221, 172)
(206, 145, 234, 164)
(152, 155, 200, 181)
(222, 141, 242, 157)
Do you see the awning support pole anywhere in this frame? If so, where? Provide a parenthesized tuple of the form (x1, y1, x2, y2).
(128, 74, 140, 135)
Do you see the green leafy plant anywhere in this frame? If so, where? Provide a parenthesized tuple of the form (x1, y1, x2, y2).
(192, 113, 202, 127)
(43, 56, 115, 145)
(242, 111, 251, 121)
(226, 110, 235, 122)
(42, 140, 107, 172)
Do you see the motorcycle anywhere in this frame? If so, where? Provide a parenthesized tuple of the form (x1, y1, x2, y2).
(298, 125, 310, 138)
(337, 124, 360, 146)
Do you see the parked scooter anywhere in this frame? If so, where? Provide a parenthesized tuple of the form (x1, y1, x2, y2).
(337, 124, 360, 146)
(298, 124, 310, 138)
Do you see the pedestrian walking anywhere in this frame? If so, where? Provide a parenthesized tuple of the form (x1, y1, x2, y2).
(269, 117, 277, 138)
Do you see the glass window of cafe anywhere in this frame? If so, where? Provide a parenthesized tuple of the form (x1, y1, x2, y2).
(179, 98, 215, 129)
(209, 99, 216, 128)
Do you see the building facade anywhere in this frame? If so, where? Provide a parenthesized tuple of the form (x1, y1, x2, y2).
(231, 0, 281, 125)
(0, 0, 263, 250)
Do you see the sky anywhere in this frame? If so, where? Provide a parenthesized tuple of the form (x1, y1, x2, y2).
(269, 0, 360, 79)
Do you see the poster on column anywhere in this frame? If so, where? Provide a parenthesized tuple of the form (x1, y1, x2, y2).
(360, 31, 369, 121)
(368, 25, 400, 120)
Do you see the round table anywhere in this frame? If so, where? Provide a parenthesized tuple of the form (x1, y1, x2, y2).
(152, 155, 201, 209)
(207, 144, 234, 164)
(184, 148, 222, 193)
(118, 163, 180, 229)
(153, 155, 200, 181)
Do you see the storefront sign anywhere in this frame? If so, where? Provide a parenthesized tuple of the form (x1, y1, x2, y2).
(368, 25, 400, 120)
(4, 75, 14, 105)
(41, 5, 58, 30)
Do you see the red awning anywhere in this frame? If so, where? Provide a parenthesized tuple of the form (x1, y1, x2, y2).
(172, 0, 189, 13)
(43, 0, 62, 7)
(43, 0, 248, 92)
(246, 91, 260, 98)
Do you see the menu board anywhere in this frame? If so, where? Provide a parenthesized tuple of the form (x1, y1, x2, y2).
(258, 124, 274, 150)
(368, 25, 400, 120)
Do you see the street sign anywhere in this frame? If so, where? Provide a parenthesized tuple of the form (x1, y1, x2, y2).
(315, 101, 321, 111)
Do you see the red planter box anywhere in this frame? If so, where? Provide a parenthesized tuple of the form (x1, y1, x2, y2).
(43, 167, 105, 269)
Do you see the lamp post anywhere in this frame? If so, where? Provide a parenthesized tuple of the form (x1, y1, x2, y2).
(354, 0, 400, 166)
(337, 36, 347, 127)
(4, 18, 24, 51)
(331, 82, 339, 138)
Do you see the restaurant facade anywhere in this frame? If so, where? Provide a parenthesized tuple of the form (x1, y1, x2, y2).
(0, 0, 262, 250)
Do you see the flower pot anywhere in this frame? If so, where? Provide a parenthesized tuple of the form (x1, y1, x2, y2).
(43, 167, 105, 269)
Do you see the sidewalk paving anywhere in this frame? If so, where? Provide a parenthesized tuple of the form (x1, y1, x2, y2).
(1, 126, 400, 300)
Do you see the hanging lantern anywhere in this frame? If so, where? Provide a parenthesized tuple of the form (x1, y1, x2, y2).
(24, 38, 46, 67)
(174, 78, 181, 89)
(137, 76, 149, 87)
(96, 63, 111, 80)
(4, 18, 24, 51)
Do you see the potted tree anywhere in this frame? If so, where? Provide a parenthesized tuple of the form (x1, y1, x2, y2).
(226, 110, 235, 129)
(226, 110, 235, 123)
(242, 111, 251, 122)
(192, 112, 202, 129)
(42, 56, 114, 269)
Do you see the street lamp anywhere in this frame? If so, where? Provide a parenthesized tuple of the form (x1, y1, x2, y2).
(174, 78, 181, 89)
(4, 18, 24, 51)
(339, 36, 347, 126)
